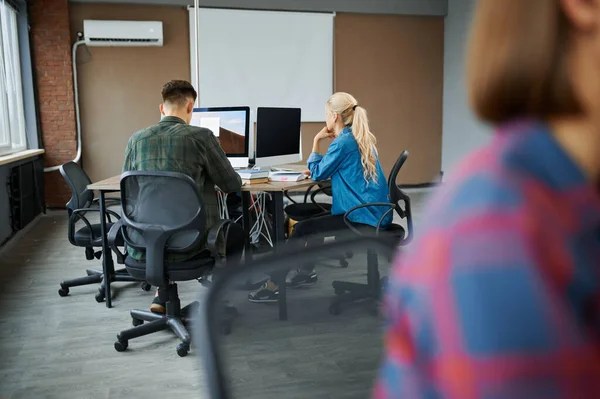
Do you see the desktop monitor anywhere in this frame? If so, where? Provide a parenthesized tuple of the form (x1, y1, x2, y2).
(190, 106, 252, 168)
(254, 107, 302, 167)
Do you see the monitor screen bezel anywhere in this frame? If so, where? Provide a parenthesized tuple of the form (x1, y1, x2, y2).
(192, 106, 251, 158)
(255, 107, 302, 163)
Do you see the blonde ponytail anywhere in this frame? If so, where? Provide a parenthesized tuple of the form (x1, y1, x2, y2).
(327, 92, 378, 182)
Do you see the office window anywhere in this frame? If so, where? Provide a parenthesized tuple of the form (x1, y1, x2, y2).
(0, 2, 26, 156)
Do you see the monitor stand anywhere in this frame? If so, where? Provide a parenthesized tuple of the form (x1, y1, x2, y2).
(253, 166, 295, 172)
(254, 165, 273, 172)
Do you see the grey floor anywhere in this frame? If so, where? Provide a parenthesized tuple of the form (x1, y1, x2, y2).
(0, 190, 429, 399)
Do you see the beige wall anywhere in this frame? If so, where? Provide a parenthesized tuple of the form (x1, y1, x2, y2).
(334, 14, 444, 184)
(70, 5, 443, 184)
(69, 4, 190, 182)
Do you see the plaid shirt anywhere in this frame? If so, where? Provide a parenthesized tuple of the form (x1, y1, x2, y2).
(122, 116, 242, 262)
(374, 120, 600, 398)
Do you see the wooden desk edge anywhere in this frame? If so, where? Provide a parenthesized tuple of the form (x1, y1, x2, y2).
(88, 175, 316, 193)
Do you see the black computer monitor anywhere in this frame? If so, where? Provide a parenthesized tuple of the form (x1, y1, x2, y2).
(255, 107, 302, 167)
(191, 106, 251, 168)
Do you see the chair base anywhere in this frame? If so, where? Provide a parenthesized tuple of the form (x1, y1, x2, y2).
(328, 249, 386, 316)
(114, 283, 235, 357)
(115, 303, 198, 357)
(58, 268, 149, 302)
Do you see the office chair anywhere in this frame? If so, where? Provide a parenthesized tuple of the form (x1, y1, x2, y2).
(284, 183, 353, 267)
(110, 171, 235, 357)
(192, 236, 395, 399)
(329, 150, 413, 315)
(58, 162, 146, 301)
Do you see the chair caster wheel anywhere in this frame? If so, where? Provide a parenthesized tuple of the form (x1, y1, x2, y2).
(329, 303, 341, 315)
(141, 282, 152, 292)
(58, 287, 69, 297)
(339, 260, 349, 268)
(132, 318, 143, 327)
(346, 252, 354, 259)
(177, 343, 190, 357)
(95, 292, 105, 303)
(114, 340, 128, 352)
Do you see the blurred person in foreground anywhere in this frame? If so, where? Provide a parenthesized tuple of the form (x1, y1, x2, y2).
(374, 0, 600, 397)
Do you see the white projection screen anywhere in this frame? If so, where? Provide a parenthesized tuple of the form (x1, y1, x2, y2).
(189, 7, 334, 122)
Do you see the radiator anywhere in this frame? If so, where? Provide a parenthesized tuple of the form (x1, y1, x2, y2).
(7, 159, 43, 232)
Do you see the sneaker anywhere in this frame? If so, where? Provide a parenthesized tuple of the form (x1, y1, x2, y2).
(248, 283, 280, 303)
(150, 295, 166, 314)
(286, 269, 318, 288)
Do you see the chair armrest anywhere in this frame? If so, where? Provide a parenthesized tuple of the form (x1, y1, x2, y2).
(303, 184, 318, 204)
(107, 219, 126, 264)
(283, 190, 298, 205)
(377, 207, 396, 235)
(343, 202, 396, 237)
(89, 198, 121, 223)
(284, 184, 319, 205)
(207, 219, 233, 261)
(77, 207, 121, 225)
(70, 208, 121, 242)
(309, 185, 331, 213)
(73, 207, 121, 220)
(68, 209, 95, 245)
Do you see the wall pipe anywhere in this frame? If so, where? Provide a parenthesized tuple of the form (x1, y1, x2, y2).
(44, 40, 85, 172)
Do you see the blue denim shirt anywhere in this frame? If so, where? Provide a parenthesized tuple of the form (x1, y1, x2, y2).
(307, 126, 392, 228)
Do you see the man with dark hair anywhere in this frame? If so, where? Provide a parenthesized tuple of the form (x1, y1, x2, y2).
(123, 79, 243, 314)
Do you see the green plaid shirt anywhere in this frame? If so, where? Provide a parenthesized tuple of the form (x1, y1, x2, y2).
(122, 116, 242, 262)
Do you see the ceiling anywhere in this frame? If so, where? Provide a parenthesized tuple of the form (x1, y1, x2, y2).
(68, 0, 448, 16)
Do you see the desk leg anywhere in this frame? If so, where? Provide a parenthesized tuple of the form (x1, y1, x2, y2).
(99, 191, 114, 308)
(271, 191, 288, 321)
(241, 191, 252, 263)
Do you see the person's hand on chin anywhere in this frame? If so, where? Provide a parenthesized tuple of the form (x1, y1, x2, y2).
(312, 126, 335, 154)
(314, 126, 335, 142)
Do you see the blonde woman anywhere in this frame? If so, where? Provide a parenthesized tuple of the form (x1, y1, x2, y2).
(249, 92, 392, 303)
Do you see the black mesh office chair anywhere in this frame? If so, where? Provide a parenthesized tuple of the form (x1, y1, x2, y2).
(58, 162, 144, 301)
(110, 171, 235, 357)
(192, 236, 396, 399)
(284, 183, 332, 223)
(329, 150, 413, 315)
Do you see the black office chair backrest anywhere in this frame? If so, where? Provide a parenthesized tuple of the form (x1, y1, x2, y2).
(387, 150, 413, 243)
(59, 161, 94, 216)
(119, 171, 207, 286)
(193, 235, 396, 399)
(387, 150, 408, 205)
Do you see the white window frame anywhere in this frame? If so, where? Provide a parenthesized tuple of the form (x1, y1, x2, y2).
(0, 1, 27, 156)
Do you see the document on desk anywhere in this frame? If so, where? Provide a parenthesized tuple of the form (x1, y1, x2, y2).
(269, 171, 307, 182)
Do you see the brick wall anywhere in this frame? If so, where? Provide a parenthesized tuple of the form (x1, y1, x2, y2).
(29, 0, 76, 208)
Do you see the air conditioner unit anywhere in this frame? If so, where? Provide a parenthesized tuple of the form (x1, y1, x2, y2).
(83, 20, 163, 47)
